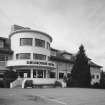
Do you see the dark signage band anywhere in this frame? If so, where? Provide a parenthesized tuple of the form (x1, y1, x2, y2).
(27, 61, 54, 66)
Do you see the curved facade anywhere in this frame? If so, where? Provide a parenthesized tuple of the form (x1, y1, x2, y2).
(7, 28, 55, 79)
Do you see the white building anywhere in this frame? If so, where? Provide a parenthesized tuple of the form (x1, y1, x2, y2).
(7, 25, 56, 88)
(0, 37, 12, 81)
(50, 48, 102, 85)
(0, 25, 102, 88)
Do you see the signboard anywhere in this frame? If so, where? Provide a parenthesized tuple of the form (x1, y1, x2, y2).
(7, 60, 55, 68)
(26, 61, 54, 67)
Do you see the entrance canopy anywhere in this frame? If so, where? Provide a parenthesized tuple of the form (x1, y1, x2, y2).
(6, 60, 56, 70)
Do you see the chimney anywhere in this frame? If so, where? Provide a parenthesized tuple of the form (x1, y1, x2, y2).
(11, 24, 30, 32)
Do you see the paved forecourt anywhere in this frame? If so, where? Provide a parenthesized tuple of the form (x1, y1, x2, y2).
(0, 88, 105, 105)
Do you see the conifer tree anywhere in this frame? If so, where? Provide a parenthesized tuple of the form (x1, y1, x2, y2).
(71, 45, 91, 87)
(99, 71, 105, 88)
(4, 70, 18, 88)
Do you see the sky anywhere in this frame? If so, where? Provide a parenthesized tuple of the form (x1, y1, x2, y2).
(0, 0, 105, 69)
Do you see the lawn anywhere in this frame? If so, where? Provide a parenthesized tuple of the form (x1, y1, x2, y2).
(0, 88, 105, 105)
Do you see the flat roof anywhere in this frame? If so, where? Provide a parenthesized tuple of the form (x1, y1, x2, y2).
(0, 37, 8, 40)
(9, 29, 52, 42)
(50, 55, 74, 63)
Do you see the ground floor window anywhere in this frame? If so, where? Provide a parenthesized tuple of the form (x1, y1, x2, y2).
(33, 70, 46, 78)
(17, 70, 30, 78)
(67, 73, 71, 78)
(92, 75, 95, 79)
(50, 72, 55, 78)
(96, 75, 99, 79)
(33, 70, 36, 78)
(37, 70, 43, 78)
(59, 72, 64, 79)
(0, 74, 4, 80)
(43, 70, 46, 78)
(17, 69, 47, 78)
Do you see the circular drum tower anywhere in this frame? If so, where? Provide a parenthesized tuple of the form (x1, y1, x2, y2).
(7, 26, 55, 80)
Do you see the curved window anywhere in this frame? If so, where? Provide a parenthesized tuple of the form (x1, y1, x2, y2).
(20, 38, 32, 46)
(35, 38, 45, 48)
(16, 53, 31, 59)
(33, 53, 46, 60)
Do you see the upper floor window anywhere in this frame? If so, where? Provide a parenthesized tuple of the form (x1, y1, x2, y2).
(47, 42, 50, 49)
(92, 75, 95, 79)
(0, 40, 4, 48)
(20, 38, 32, 46)
(33, 53, 46, 60)
(35, 38, 45, 48)
(16, 53, 31, 59)
(96, 75, 99, 79)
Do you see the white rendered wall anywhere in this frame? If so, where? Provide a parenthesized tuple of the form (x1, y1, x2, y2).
(90, 67, 101, 85)
(10, 31, 51, 60)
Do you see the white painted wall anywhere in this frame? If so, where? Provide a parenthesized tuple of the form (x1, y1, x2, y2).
(90, 67, 101, 85)
(10, 31, 51, 60)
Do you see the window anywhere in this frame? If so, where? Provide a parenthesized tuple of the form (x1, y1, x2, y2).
(33, 70, 46, 78)
(16, 53, 31, 59)
(37, 70, 43, 78)
(33, 53, 46, 60)
(50, 72, 55, 78)
(0, 40, 4, 48)
(59, 72, 64, 79)
(92, 75, 95, 79)
(48, 56, 50, 61)
(35, 38, 45, 48)
(33, 70, 36, 78)
(20, 38, 32, 46)
(5, 56, 8, 60)
(67, 73, 71, 78)
(47, 42, 50, 49)
(18, 70, 30, 78)
(97, 75, 99, 79)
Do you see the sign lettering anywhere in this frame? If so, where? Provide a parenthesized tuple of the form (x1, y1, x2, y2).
(26, 61, 54, 66)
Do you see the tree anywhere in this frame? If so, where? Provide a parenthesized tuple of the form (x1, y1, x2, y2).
(3, 70, 18, 88)
(71, 44, 91, 87)
(99, 71, 105, 88)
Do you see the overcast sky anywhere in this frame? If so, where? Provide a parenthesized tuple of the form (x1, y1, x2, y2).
(0, 0, 105, 69)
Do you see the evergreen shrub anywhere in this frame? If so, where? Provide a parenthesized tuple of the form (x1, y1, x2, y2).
(24, 80, 33, 88)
